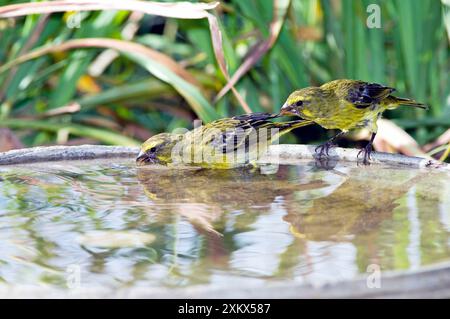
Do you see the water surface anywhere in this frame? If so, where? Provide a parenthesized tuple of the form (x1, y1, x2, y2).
(0, 159, 449, 289)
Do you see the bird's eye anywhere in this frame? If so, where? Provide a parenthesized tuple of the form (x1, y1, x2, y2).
(149, 147, 156, 153)
(295, 100, 303, 107)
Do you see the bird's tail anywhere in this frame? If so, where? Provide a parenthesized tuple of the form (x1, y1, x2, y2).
(275, 120, 314, 135)
(388, 96, 429, 110)
(264, 120, 313, 144)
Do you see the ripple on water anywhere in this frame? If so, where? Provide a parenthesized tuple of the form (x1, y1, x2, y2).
(0, 160, 450, 289)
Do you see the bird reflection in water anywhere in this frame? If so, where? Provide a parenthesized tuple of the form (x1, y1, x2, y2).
(136, 165, 327, 273)
(136, 161, 450, 281)
(136, 165, 328, 233)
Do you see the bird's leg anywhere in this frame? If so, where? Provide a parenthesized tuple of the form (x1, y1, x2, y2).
(357, 132, 376, 165)
(315, 131, 344, 158)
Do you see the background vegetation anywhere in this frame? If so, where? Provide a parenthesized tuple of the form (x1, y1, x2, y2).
(0, 0, 449, 160)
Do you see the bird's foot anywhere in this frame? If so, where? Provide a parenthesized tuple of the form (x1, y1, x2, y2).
(315, 141, 336, 158)
(357, 143, 373, 165)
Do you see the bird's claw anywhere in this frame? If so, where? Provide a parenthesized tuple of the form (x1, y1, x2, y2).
(315, 142, 335, 158)
(357, 143, 373, 165)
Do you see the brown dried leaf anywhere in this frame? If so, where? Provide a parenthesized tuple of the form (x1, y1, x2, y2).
(0, 0, 219, 19)
(215, 0, 291, 102)
(0, 128, 24, 152)
(206, 13, 252, 113)
(1, 38, 199, 86)
(41, 102, 81, 117)
(354, 119, 431, 158)
(0, 0, 252, 115)
(296, 26, 323, 41)
(423, 128, 450, 152)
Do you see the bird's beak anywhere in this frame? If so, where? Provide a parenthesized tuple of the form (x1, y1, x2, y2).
(280, 102, 299, 116)
(136, 150, 148, 164)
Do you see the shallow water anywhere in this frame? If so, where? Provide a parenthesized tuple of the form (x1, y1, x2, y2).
(0, 159, 450, 289)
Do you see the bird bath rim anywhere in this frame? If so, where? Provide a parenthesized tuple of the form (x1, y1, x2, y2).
(0, 144, 448, 171)
(0, 259, 450, 298)
(1, 144, 449, 298)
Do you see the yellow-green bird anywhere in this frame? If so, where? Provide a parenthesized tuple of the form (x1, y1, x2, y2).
(137, 112, 312, 169)
(280, 79, 428, 163)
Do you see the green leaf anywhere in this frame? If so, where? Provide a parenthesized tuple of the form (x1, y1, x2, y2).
(0, 118, 139, 146)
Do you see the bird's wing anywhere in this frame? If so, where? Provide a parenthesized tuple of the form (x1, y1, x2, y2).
(346, 82, 395, 109)
(203, 113, 278, 153)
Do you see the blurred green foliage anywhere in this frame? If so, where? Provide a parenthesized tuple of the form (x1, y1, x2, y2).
(0, 0, 449, 148)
